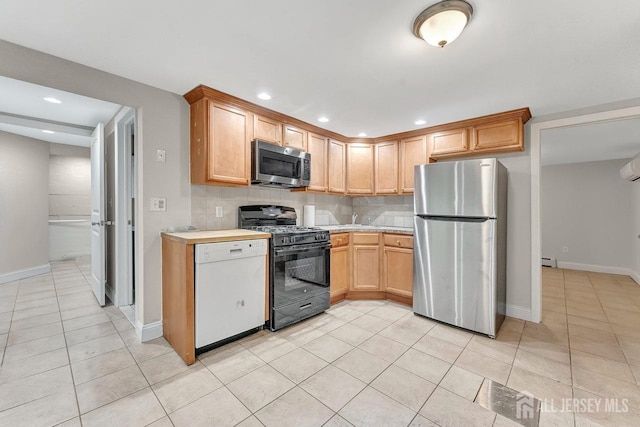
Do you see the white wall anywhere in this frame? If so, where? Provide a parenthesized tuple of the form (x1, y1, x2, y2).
(541, 159, 633, 273)
(191, 185, 352, 229)
(49, 144, 91, 261)
(0, 39, 190, 328)
(0, 131, 50, 281)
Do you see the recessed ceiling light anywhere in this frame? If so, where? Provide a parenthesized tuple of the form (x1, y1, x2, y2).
(318, 117, 329, 123)
(357, 132, 367, 137)
(42, 130, 55, 134)
(257, 92, 271, 100)
(43, 97, 62, 104)
(414, 119, 427, 125)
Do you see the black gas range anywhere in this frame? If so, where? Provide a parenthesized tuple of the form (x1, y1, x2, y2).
(238, 205, 330, 331)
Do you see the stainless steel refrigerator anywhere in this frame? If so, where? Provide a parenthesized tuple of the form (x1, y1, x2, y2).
(413, 158, 507, 337)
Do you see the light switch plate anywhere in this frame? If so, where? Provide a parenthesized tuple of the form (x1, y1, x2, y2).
(215, 206, 223, 217)
(150, 197, 167, 212)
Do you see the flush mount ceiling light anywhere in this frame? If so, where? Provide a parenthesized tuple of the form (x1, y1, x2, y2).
(413, 0, 473, 48)
(43, 97, 62, 104)
(318, 117, 329, 123)
(414, 119, 427, 125)
(257, 92, 271, 100)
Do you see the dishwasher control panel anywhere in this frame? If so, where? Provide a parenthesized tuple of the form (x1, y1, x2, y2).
(196, 239, 267, 263)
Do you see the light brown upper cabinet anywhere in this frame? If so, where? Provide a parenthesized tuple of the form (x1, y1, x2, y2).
(428, 127, 469, 158)
(374, 141, 398, 195)
(472, 119, 523, 153)
(306, 132, 328, 192)
(399, 135, 427, 194)
(253, 114, 283, 145)
(283, 124, 307, 151)
(328, 139, 347, 194)
(190, 99, 251, 186)
(346, 143, 375, 195)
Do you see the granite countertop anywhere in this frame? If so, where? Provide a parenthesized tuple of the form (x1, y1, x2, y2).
(161, 228, 271, 244)
(317, 225, 413, 235)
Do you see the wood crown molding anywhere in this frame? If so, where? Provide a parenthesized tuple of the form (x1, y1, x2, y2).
(184, 84, 532, 144)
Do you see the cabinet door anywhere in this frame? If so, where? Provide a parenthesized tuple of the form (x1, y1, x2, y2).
(472, 119, 523, 153)
(429, 128, 469, 158)
(207, 102, 251, 185)
(284, 125, 307, 151)
(352, 245, 380, 291)
(399, 136, 427, 194)
(374, 141, 398, 195)
(346, 143, 374, 195)
(307, 133, 328, 192)
(330, 246, 350, 299)
(253, 114, 282, 145)
(328, 139, 346, 194)
(383, 246, 413, 298)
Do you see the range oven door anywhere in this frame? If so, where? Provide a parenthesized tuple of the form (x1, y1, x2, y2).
(271, 242, 330, 330)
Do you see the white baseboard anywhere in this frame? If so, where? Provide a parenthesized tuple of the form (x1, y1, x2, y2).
(630, 270, 640, 286)
(557, 261, 634, 277)
(0, 264, 51, 285)
(135, 319, 163, 342)
(506, 304, 531, 322)
(105, 283, 115, 304)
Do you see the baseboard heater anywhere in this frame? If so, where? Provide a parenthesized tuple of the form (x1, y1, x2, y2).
(541, 257, 557, 268)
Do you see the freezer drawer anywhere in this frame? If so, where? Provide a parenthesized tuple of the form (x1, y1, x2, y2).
(414, 158, 502, 218)
(413, 216, 502, 336)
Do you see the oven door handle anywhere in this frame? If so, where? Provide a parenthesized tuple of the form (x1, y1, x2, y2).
(274, 243, 330, 255)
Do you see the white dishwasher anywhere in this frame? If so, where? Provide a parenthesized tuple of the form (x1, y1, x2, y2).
(195, 238, 267, 349)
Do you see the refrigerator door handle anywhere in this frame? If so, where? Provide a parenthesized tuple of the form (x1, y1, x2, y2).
(416, 215, 493, 223)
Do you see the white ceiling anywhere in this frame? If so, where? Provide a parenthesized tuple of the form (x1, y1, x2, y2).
(541, 118, 640, 165)
(0, 76, 120, 146)
(0, 1, 639, 138)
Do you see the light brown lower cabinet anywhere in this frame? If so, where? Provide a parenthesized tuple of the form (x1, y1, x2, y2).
(331, 231, 413, 304)
(330, 233, 350, 302)
(383, 246, 414, 300)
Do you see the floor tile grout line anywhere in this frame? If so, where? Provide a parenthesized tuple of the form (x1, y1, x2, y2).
(51, 262, 84, 426)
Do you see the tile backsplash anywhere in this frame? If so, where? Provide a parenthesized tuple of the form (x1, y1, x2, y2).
(190, 186, 414, 229)
(352, 196, 414, 228)
(191, 185, 352, 229)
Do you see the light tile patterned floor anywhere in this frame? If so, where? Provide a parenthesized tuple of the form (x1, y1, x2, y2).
(1, 263, 640, 426)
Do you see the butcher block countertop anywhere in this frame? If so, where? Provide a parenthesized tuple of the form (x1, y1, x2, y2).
(161, 228, 271, 244)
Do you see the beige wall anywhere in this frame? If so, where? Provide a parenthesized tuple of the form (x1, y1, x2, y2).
(541, 159, 633, 271)
(631, 179, 640, 282)
(0, 40, 190, 326)
(0, 131, 50, 278)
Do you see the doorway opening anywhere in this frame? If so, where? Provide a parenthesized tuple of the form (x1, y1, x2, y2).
(530, 105, 640, 323)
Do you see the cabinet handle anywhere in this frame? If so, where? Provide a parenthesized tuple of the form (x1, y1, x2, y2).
(396, 240, 401, 245)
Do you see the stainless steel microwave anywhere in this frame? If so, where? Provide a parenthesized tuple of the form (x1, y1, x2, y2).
(252, 140, 311, 188)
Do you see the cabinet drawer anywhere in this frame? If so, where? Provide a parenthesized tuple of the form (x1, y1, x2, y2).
(352, 233, 379, 245)
(330, 233, 350, 247)
(383, 234, 413, 249)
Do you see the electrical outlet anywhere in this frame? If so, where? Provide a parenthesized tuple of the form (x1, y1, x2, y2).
(156, 149, 166, 163)
(150, 197, 167, 212)
(236, 300, 245, 309)
(562, 246, 569, 253)
(215, 206, 223, 218)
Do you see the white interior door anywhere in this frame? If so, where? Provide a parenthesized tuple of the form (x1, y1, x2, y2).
(90, 123, 106, 306)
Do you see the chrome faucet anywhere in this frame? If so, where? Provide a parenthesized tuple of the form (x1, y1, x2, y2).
(352, 213, 358, 224)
